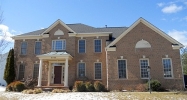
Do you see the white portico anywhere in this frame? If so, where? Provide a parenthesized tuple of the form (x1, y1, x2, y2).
(36, 52, 72, 87)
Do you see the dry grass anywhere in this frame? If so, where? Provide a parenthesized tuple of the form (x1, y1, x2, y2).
(0, 91, 186, 100)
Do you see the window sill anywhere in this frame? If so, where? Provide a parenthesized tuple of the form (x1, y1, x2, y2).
(118, 78, 128, 80)
(164, 77, 173, 79)
(94, 79, 102, 80)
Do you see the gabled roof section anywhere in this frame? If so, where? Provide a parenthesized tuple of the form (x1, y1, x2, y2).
(41, 19, 76, 35)
(106, 17, 184, 49)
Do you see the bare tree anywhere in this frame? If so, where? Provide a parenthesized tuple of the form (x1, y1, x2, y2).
(0, 8, 10, 70)
(181, 46, 187, 75)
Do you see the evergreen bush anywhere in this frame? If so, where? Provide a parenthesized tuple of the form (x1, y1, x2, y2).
(94, 81, 106, 92)
(74, 81, 86, 92)
(85, 81, 95, 92)
(147, 80, 161, 91)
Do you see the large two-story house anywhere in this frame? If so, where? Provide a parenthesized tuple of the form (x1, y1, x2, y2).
(12, 18, 184, 90)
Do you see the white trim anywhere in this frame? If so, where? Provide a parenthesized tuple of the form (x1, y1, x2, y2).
(94, 39, 102, 53)
(139, 58, 149, 79)
(12, 34, 49, 40)
(162, 58, 174, 79)
(117, 59, 128, 79)
(78, 39, 86, 53)
(77, 62, 86, 78)
(106, 47, 116, 51)
(106, 17, 184, 49)
(69, 32, 111, 37)
(94, 62, 102, 80)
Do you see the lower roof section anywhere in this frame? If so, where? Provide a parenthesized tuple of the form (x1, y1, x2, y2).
(37, 52, 73, 60)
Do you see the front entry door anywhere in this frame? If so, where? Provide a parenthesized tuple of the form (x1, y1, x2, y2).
(54, 66, 62, 84)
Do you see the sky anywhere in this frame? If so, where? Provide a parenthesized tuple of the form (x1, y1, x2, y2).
(0, 0, 187, 53)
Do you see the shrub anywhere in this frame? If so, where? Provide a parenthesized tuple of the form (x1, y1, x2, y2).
(135, 84, 146, 92)
(74, 81, 86, 92)
(14, 81, 25, 92)
(6, 81, 25, 92)
(85, 82, 95, 92)
(24, 77, 38, 89)
(94, 81, 106, 92)
(52, 89, 70, 93)
(22, 88, 43, 94)
(147, 80, 161, 91)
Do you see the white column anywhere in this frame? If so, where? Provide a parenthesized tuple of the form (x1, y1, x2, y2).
(37, 59, 43, 87)
(64, 58, 68, 87)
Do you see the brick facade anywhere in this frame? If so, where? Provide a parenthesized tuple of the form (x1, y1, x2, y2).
(13, 19, 184, 90)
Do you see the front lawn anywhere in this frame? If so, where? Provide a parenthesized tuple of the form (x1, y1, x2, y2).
(0, 91, 187, 100)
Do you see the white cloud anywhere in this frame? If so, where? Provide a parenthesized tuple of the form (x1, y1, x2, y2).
(157, 2, 165, 7)
(184, 1, 187, 5)
(167, 30, 187, 46)
(161, 4, 183, 13)
(0, 24, 14, 42)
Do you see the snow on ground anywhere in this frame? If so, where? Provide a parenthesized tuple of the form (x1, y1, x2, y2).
(0, 86, 5, 92)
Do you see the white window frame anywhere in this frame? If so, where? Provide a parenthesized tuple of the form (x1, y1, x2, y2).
(34, 41, 41, 55)
(77, 62, 86, 78)
(18, 64, 25, 80)
(94, 62, 102, 80)
(78, 39, 86, 53)
(33, 63, 39, 79)
(117, 59, 128, 79)
(139, 58, 149, 79)
(52, 39, 66, 51)
(94, 39, 102, 53)
(20, 41, 27, 55)
(162, 58, 173, 79)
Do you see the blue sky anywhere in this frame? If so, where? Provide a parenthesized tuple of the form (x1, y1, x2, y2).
(0, 0, 187, 53)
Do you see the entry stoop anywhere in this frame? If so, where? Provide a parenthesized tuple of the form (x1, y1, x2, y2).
(35, 84, 69, 91)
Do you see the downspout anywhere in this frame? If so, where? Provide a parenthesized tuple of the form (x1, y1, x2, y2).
(105, 48, 109, 90)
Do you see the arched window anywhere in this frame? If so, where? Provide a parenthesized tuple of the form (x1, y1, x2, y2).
(135, 39, 151, 48)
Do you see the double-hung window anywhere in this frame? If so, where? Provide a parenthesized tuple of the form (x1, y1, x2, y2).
(78, 40, 86, 53)
(21, 42, 27, 55)
(94, 39, 101, 52)
(18, 64, 25, 80)
(162, 58, 173, 78)
(118, 60, 127, 79)
(95, 63, 102, 79)
(140, 59, 149, 79)
(33, 64, 39, 79)
(78, 63, 85, 77)
(35, 41, 41, 55)
(52, 40, 66, 51)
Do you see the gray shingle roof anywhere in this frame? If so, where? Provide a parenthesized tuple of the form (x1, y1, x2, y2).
(16, 23, 128, 38)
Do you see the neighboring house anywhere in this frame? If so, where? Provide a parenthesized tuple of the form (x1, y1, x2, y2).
(12, 18, 184, 90)
(0, 53, 8, 86)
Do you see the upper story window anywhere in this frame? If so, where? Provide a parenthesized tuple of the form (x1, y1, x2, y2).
(52, 40, 66, 51)
(162, 58, 173, 78)
(140, 59, 149, 79)
(78, 39, 86, 53)
(94, 39, 101, 52)
(118, 59, 127, 79)
(35, 41, 41, 55)
(21, 42, 27, 55)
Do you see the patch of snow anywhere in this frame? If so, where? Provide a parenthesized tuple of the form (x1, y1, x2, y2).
(0, 86, 5, 92)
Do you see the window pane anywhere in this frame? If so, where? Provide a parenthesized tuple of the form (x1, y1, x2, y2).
(94, 40, 101, 52)
(140, 60, 148, 78)
(78, 63, 85, 77)
(79, 40, 85, 53)
(18, 64, 25, 80)
(21, 42, 27, 55)
(118, 60, 126, 78)
(95, 63, 101, 79)
(33, 64, 39, 79)
(35, 42, 41, 55)
(163, 59, 172, 78)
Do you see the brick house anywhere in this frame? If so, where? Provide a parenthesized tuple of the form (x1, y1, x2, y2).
(12, 18, 184, 90)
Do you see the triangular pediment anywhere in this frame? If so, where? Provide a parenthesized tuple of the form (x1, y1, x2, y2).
(106, 17, 184, 49)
